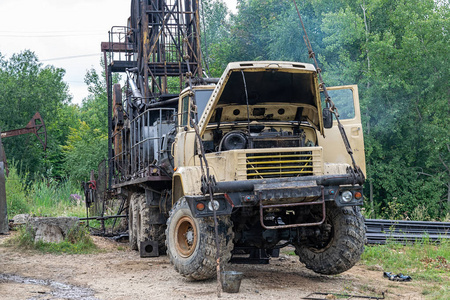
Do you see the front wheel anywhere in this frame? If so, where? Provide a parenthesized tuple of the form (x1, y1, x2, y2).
(165, 198, 234, 280)
(294, 203, 365, 275)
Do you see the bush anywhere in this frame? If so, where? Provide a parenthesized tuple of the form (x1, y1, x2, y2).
(30, 176, 82, 216)
(5, 162, 30, 216)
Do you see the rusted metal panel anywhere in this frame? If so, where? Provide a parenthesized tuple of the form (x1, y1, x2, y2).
(0, 112, 47, 151)
(100, 42, 134, 52)
(112, 175, 171, 189)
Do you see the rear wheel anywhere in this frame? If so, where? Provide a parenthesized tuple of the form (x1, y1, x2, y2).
(294, 203, 365, 275)
(129, 192, 167, 254)
(166, 198, 234, 280)
(136, 194, 150, 252)
(148, 208, 167, 254)
(128, 193, 139, 250)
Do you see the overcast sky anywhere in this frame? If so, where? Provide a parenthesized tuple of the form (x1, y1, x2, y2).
(0, 0, 237, 104)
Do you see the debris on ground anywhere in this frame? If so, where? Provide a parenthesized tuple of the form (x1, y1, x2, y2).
(303, 291, 385, 300)
(383, 272, 412, 281)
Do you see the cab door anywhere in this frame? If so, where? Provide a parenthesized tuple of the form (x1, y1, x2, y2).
(173, 92, 197, 168)
(317, 85, 366, 176)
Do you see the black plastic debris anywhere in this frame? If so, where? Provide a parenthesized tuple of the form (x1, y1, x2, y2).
(383, 272, 412, 281)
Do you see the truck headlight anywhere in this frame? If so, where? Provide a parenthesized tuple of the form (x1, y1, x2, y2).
(341, 191, 353, 203)
(208, 200, 220, 211)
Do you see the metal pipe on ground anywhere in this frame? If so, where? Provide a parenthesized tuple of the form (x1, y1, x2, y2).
(365, 219, 450, 245)
(79, 215, 127, 221)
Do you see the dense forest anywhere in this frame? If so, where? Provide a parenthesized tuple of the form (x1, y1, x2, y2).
(0, 0, 448, 220)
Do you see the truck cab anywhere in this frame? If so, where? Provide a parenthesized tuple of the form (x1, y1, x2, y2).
(166, 61, 366, 279)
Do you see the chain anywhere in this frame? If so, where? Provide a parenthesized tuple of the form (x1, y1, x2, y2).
(190, 116, 222, 297)
(292, 0, 364, 180)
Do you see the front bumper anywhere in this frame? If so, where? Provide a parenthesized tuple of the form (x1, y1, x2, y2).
(187, 174, 363, 218)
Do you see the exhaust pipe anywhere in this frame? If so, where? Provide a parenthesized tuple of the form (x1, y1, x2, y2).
(126, 70, 143, 98)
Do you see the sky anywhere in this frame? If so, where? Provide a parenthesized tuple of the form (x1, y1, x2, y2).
(0, 0, 237, 105)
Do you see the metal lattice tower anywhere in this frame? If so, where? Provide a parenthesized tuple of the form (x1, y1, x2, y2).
(102, 0, 203, 100)
(101, 0, 203, 189)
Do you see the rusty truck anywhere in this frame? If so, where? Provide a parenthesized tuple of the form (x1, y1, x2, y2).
(96, 0, 366, 280)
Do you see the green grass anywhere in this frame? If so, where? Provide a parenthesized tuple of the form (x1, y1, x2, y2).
(5, 163, 122, 240)
(6, 163, 85, 218)
(4, 225, 98, 254)
(5, 163, 31, 216)
(3, 163, 97, 254)
(361, 239, 450, 299)
(29, 177, 84, 217)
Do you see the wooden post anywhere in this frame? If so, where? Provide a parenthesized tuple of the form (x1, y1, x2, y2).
(0, 134, 8, 234)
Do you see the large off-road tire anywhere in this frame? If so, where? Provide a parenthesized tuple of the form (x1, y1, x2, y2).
(129, 193, 167, 254)
(136, 193, 150, 252)
(128, 193, 140, 250)
(148, 208, 167, 254)
(294, 203, 365, 275)
(165, 198, 234, 281)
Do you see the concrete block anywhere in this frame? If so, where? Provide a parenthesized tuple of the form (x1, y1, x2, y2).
(27, 217, 80, 243)
(35, 224, 64, 243)
(28, 217, 79, 236)
(12, 214, 30, 225)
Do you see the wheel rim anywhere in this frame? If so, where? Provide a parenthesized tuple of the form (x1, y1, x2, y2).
(174, 216, 197, 258)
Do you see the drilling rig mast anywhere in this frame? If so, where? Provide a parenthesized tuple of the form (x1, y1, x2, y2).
(103, 0, 202, 99)
(101, 0, 203, 189)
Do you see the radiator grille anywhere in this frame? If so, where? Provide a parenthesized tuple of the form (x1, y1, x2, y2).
(246, 151, 319, 179)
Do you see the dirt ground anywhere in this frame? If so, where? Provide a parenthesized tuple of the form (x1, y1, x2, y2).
(0, 233, 427, 300)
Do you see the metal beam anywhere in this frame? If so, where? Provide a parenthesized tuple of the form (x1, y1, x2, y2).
(0, 112, 47, 151)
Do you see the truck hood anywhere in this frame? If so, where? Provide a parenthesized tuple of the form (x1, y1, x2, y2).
(199, 61, 323, 135)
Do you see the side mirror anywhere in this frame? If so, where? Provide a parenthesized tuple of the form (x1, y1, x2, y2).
(323, 108, 333, 129)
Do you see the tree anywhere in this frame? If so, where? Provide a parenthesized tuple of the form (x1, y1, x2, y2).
(61, 66, 107, 182)
(0, 50, 72, 177)
(200, 0, 231, 76)
(62, 121, 107, 182)
(202, 0, 449, 219)
(363, 0, 450, 219)
(62, 64, 120, 182)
